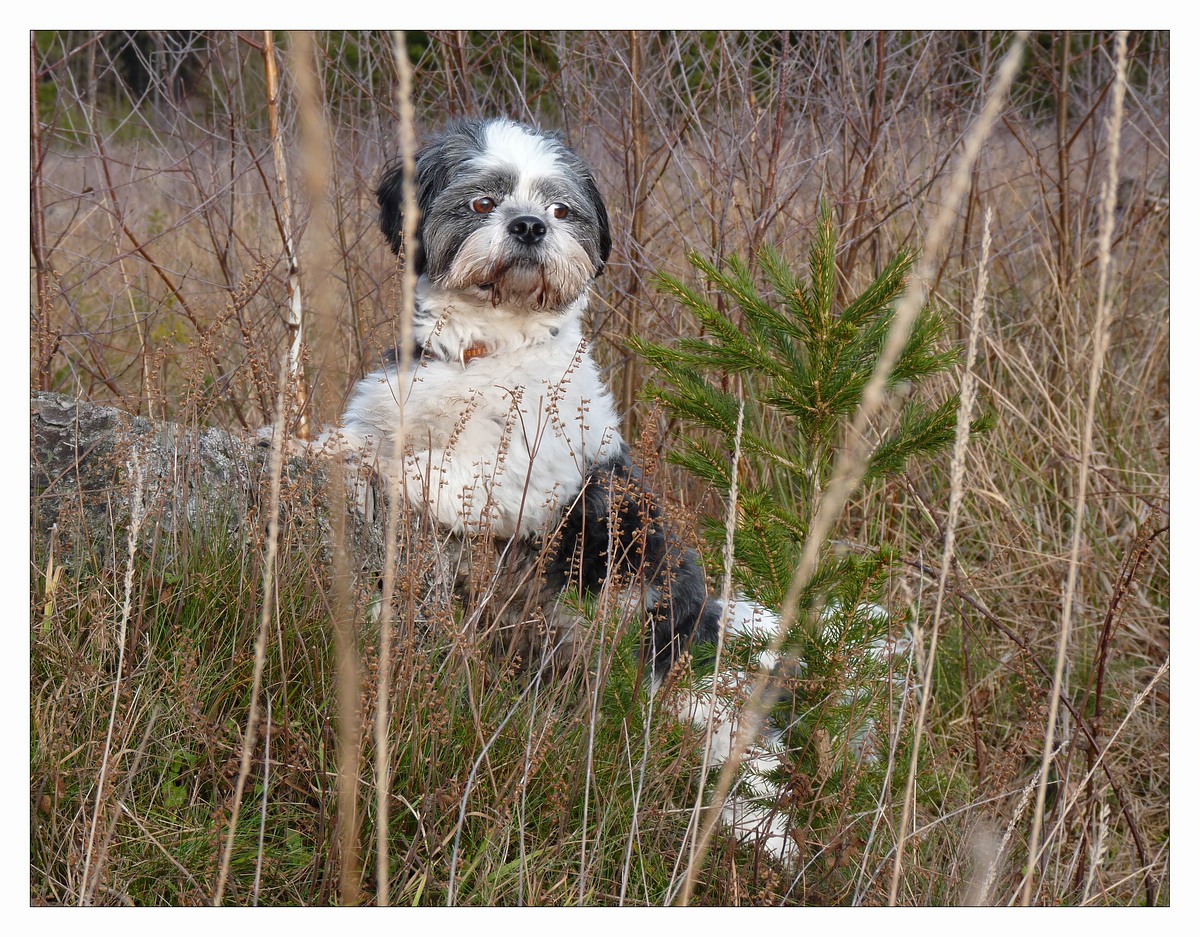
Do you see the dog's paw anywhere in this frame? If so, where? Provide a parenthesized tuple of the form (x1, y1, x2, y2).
(253, 426, 309, 457)
(253, 425, 279, 449)
(253, 425, 326, 457)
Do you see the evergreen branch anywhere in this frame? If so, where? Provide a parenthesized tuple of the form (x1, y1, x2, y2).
(840, 249, 914, 325)
(866, 396, 960, 481)
(808, 205, 838, 328)
(759, 244, 819, 336)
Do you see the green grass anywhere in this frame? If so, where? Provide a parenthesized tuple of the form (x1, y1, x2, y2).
(32, 504, 809, 906)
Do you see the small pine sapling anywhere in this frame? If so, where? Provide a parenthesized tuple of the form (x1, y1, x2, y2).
(632, 206, 993, 857)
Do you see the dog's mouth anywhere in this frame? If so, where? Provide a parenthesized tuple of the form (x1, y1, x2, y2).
(442, 237, 595, 312)
(476, 257, 524, 290)
(470, 259, 560, 310)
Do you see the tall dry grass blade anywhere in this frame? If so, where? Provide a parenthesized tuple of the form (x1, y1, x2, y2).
(890, 206, 992, 904)
(678, 399, 744, 899)
(975, 741, 1065, 905)
(80, 450, 146, 906)
(679, 34, 1027, 906)
(1081, 801, 1111, 904)
(252, 693, 271, 906)
(1017, 656, 1167, 903)
(447, 651, 570, 906)
(289, 28, 365, 906)
(372, 29, 420, 908)
(618, 694, 654, 905)
(88, 704, 161, 902)
(213, 353, 289, 906)
(851, 612, 919, 904)
(579, 617, 606, 903)
(1020, 30, 1128, 907)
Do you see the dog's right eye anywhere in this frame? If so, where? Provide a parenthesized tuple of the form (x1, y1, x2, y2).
(470, 197, 496, 214)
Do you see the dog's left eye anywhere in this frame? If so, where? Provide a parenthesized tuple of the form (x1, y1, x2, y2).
(471, 197, 497, 214)
(550, 203, 570, 220)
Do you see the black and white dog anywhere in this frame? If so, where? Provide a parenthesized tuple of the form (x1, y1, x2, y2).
(346, 117, 730, 675)
(331, 117, 795, 857)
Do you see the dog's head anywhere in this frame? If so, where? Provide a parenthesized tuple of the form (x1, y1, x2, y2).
(377, 118, 611, 312)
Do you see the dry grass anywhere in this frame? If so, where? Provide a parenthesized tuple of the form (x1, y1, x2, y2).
(29, 30, 1168, 906)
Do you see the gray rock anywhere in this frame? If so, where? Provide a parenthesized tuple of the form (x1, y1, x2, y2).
(30, 392, 389, 578)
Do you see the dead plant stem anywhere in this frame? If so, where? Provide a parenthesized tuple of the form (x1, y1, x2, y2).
(372, 29, 419, 907)
(888, 206, 991, 902)
(263, 31, 308, 440)
(1020, 30, 1127, 908)
(80, 451, 146, 905)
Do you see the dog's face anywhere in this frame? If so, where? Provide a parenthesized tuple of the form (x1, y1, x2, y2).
(377, 118, 611, 312)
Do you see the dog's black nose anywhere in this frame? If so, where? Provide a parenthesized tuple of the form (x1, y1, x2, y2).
(507, 215, 547, 245)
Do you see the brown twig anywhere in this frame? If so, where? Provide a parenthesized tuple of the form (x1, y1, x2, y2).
(621, 29, 647, 428)
(92, 136, 250, 428)
(31, 34, 54, 392)
(1055, 31, 1075, 303)
(841, 31, 886, 286)
(263, 30, 309, 440)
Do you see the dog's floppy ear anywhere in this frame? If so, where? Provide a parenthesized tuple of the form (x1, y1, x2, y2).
(377, 129, 469, 273)
(376, 158, 423, 270)
(585, 174, 612, 274)
(377, 143, 448, 274)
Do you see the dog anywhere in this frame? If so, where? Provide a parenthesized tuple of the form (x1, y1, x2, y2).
(318, 117, 807, 858)
(342, 118, 729, 676)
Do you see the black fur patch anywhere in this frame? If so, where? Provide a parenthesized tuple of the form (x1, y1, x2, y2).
(547, 446, 720, 677)
(581, 174, 612, 270)
(378, 338, 427, 367)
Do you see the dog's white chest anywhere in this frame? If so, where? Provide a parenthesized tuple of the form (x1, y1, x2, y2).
(341, 332, 623, 538)
(407, 354, 589, 450)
